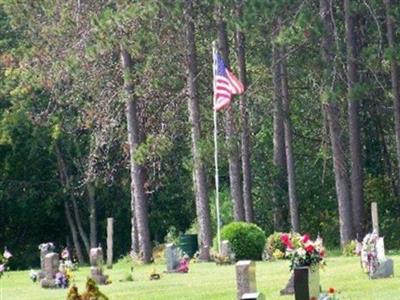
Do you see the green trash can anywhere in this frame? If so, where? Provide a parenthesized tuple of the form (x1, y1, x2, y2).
(179, 234, 198, 258)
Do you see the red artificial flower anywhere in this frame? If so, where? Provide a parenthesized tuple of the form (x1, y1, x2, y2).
(320, 250, 325, 257)
(305, 244, 314, 253)
(328, 287, 335, 294)
(280, 233, 294, 249)
(301, 234, 310, 243)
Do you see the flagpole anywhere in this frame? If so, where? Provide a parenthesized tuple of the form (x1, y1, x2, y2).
(212, 40, 221, 254)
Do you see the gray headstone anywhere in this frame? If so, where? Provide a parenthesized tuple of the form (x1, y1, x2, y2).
(90, 266, 108, 285)
(376, 237, 386, 262)
(280, 273, 294, 295)
(370, 258, 394, 279)
(220, 240, 232, 258)
(90, 247, 104, 267)
(241, 292, 265, 300)
(236, 260, 257, 300)
(165, 243, 180, 272)
(40, 252, 59, 288)
(294, 267, 320, 300)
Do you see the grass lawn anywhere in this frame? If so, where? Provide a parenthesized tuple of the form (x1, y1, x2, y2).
(0, 255, 399, 300)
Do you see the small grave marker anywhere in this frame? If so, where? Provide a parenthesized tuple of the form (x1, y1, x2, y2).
(89, 247, 108, 284)
(165, 243, 180, 272)
(235, 260, 257, 300)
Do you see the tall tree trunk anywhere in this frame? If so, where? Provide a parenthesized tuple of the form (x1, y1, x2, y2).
(87, 182, 97, 248)
(70, 190, 90, 255)
(279, 46, 300, 232)
(184, 0, 212, 260)
(344, 0, 363, 240)
(320, 0, 354, 245)
(120, 46, 152, 263)
(216, 6, 245, 221)
(55, 144, 85, 263)
(55, 144, 90, 255)
(235, 0, 253, 223)
(385, 0, 400, 189)
(272, 40, 287, 231)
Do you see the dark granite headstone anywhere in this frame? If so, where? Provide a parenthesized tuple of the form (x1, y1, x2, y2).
(294, 267, 319, 300)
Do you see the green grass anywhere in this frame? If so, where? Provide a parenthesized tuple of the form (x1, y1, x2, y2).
(0, 255, 399, 300)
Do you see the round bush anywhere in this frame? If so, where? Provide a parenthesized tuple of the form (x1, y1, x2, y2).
(221, 222, 266, 260)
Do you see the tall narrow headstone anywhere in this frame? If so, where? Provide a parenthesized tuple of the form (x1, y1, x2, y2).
(371, 202, 379, 236)
(165, 243, 180, 272)
(294, 267, 320, 300)
(107, 217, 114, 269)
(235, 260, 257, 300)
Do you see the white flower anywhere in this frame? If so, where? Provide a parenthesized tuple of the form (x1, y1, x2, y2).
(3, 249, 12, 259)
(297, 248, 306, 257)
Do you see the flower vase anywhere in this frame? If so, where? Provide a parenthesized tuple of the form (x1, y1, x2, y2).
(294, 266, 320, 300)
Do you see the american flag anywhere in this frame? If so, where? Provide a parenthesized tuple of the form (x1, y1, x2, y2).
(213, 51, 244, 111)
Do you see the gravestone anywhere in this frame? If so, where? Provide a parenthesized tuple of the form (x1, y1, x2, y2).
(220, 240, 232, 257)
(294, 267, 320, 300)
(280, 273, 294, 295)
(90, 247, 108, 284)
(40, 252, 59, 288)
(38, 242, 55, 279)
(235, 260, 257, 300)
(165, 243, 180, 272)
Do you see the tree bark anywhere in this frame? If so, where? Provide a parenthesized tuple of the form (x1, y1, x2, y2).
(344, 0, 364, 240)
(184, 0, 212, 260)
(235, 0, 253, 223)
(54, 144, 90, 256)
(385, 0, 400, 190)
(216, 6, 245, 221)
(87, 182, 97, 248)
(320, 0, 354, 245)
(279, 46, 300, 232)
(120, 46, 152, 263)
(272, 39, 287, 231)
(55, 144, 85, 263)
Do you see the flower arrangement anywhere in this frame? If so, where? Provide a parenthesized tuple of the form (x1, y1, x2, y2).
(361, 232, 379, 274)
(280, 233, 325, 271)
(38, 242, 55, 252)
(319, 287, 341, 299)
(0, 248, 12, 279)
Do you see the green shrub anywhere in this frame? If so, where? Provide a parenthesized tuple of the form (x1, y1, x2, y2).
(221, 222, 266, 260)
(266, 232, 286, 259)
(342, 240, 357, 256)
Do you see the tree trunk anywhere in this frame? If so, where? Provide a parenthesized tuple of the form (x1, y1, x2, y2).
(184, 0, 212, 260)
(55, 144, 85, 263)
(272, 40, 287, 231)
(279, 46, 300, 232)
(216, 7, 245, 221)
(54, 143, 90, 256)
(385, 0, 400, 189)
(344, 0, 364, 240)
(235, 0, 253, 223)
(87, 182, 97, 248)
(320, 0, 354, 245)
(120, 46, 152, 263)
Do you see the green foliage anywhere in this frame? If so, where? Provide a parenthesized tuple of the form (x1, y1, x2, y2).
(266, 232, 286, 259)
(221, 222, 266, 260)
(342, 240, 357, 257)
